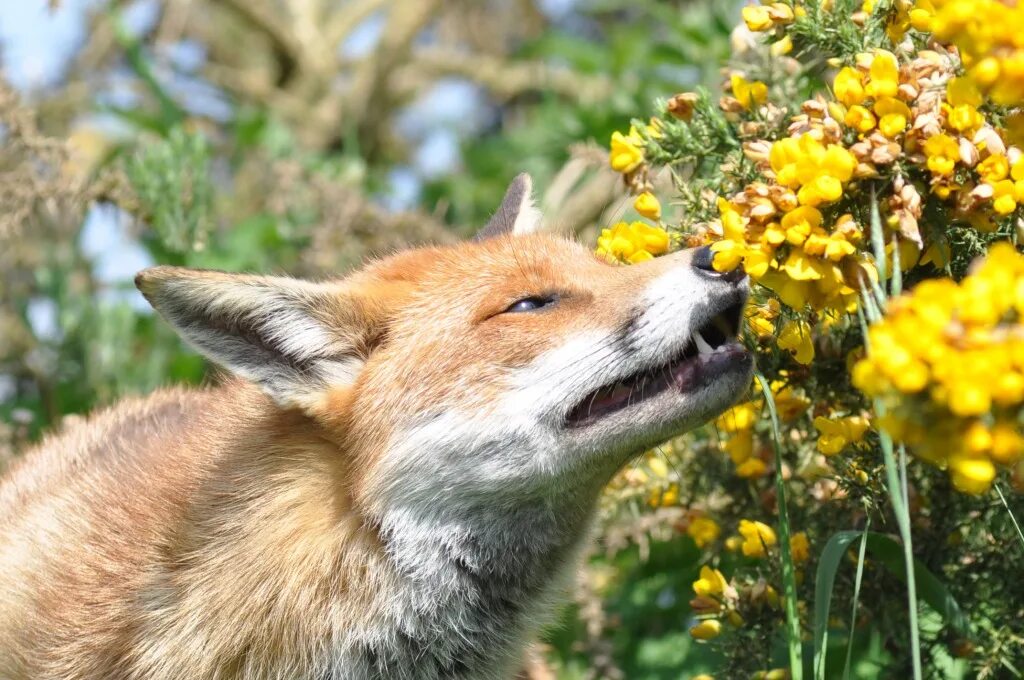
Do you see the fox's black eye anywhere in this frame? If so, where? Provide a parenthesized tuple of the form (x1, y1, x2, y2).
(504, 296, 555, 313)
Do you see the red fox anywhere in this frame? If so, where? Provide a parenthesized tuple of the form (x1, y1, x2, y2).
(0, 174, 751, 679)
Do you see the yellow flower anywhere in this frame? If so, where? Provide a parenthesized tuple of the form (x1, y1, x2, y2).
(724, 430, 754, 464)
(731, 74, 768, 110)
(944, 77, 985, 133)
(946, 104, 984, 134)
(746, 299, 780, 339)
(736, 458, 769, 478)
(922, 134, 959, 176)
(778, 319, 815, 364)
(991, 423, 1024, 465)
(609, 127, 644, 173)
(649, 484, 680, 507)
(782, 250, 828, 282)
(742, 5, 773, 31)
(633, 191, 662, 220)
(771, 35, 794, 57)
(947, 76, 982, 108)
(978, 154, 1009, 184)
(909, 0, 935, 30)
(772, 381, 812, 421)
(758, 670, 790, 680)
(738, 519, 777, 558)
(648, 455, 669, 479)
(716, 402, 759, 432)
(873, 97, 911, 138)
(689, 619, 722, 640)
(688, 517, 722, 548)
(844, 105, 877, 133)
(789, 531, 810, 564)
(991, 180, 1018, 215)
(949, 455, 996, 495)
(770, 135, 856, 207)
(692, 565, 728, 597)
(596, 221, 670, 264)
(833, 67, 866, 107)
(813, 414, 871, 455)
(865, 50, 900, 99)
(781, 205, 822, 245)
(710, 239, 745, 272)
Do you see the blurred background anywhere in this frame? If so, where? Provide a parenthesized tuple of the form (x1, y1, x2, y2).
(0, 1, 739, 676)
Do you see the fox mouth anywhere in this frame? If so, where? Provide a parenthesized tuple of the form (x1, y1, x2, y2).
(565, 299, 747, 428)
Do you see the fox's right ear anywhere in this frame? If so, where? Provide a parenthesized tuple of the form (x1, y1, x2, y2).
(475, 173, 543, 240)
(136, 266, 370, 411)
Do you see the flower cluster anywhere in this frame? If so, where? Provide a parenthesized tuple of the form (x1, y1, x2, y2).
(916, 0, 1024, 107)
(715, 378, 810, 479)
(707, 34, 1024, 312)
(813, 413, 870, 455)
(853, 243, 1024, 493)
(595, 220, 670, 264)
(689, 520, 810, 645)
(593, 0, 1024, 675)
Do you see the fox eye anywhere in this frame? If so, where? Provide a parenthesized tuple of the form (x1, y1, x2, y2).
(504, 296, 556, 314)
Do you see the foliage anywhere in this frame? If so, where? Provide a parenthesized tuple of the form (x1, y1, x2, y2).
(596, 0, 1024, 677)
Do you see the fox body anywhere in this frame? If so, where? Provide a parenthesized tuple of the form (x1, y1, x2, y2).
(0, 175, 752, 679)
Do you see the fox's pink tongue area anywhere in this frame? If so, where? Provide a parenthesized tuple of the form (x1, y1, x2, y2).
(584, 384, 630, 415)
(565, 343, 747, 427)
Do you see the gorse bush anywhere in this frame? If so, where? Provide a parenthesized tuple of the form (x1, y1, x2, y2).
(592, 0, 1024, 677)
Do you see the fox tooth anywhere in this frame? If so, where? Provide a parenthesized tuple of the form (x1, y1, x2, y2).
(693, 330, 714, 354)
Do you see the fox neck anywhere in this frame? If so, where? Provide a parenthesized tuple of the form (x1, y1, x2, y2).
(361, 487, 597, 679)
(225, 397, 605, 679)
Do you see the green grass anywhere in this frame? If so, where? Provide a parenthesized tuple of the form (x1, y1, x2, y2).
(757, 370, 804, 680)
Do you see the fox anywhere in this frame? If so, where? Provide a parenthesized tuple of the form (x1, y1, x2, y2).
(0, 174, 751, 680)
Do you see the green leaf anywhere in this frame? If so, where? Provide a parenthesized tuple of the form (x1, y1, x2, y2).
(756, 369, 804, 680)
(813, 530, 862, 679)
(813, 530, 969, 676)
(863, 533, 969, 635)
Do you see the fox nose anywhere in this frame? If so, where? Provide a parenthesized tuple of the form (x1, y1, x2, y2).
(692, 245, 746, 284)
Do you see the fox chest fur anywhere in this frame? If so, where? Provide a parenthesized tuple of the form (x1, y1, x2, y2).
(0, 174, 752, 679)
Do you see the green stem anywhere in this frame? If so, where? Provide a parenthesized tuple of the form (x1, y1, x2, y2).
(995, 483, 1024, 550)
(843, 516, 871, 680)
(756, 370, 804, 680)
(874, 404, 923, 680)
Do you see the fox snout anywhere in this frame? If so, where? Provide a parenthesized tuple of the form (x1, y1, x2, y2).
(691, 244, 748, 284)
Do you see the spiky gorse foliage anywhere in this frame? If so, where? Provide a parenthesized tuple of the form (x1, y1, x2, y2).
(593, 0, 1024, 676)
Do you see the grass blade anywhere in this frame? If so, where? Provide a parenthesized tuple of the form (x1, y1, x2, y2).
(756, 369, 803, 680)
(890, 236, 903, 297)
(869, 185, 887, 285)
(874, 423, 924, 680)
(843, 518, 871, 680)
(812, 530, 862, 678)
(995, 483, 1024, 551)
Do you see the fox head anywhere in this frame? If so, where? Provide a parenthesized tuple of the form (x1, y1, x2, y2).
(136, 174, 752, 515)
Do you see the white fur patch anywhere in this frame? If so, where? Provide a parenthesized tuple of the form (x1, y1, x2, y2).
(511, 198, 543, 235)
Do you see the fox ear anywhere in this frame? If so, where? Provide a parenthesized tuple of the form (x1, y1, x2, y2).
(475, 172, 543, 240)
(136, 267, 368, 410)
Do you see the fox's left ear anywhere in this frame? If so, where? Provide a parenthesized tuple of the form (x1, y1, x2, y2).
(475, 172, 543, 240)
(136, 266, 373, 411)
